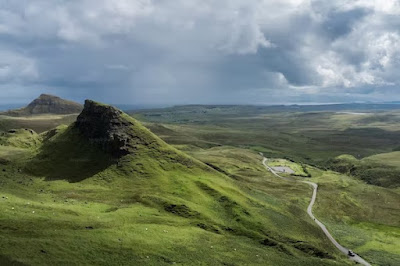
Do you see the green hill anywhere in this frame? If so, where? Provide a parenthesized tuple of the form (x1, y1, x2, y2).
(0, 100, 350, 265)
(363, 151, 400, 168)
(329, 153, 400, 188)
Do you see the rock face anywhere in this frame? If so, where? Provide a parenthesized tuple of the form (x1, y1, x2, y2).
(3, 94, 83, 116)
(75, 100, 135, 157)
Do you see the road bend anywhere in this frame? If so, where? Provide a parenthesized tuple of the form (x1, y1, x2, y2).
(262, 157, 371, 266)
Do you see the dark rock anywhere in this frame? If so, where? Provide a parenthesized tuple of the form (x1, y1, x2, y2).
(260, 238, 278, 247)
(85, 226, 94, 230)
(74, 100, 136, 157)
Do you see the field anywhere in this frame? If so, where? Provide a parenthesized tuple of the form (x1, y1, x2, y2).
(0, 145, 350, 266)
(184, 146, 400, 266)
(0, 103, 357, 266)
(130, 104, 400, 265)
(309, 167, 400, 265)
(0, 114, 78, 134)
(0, 103, 399, 265)
(363, 151, 400, 168)
(132, 106, 400, 167)
(329, 152, 400, 187)
(133, 105, 400, 187)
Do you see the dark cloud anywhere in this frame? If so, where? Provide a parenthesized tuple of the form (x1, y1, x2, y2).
(321, 8, 371, 39)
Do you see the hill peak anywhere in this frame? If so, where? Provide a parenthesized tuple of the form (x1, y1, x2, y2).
(75, 100, 160, 157)
(37, 93, 61, 99)
(3, 94, 83, 116)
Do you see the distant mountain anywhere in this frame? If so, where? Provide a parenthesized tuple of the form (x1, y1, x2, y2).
(1, 94, 83, 116)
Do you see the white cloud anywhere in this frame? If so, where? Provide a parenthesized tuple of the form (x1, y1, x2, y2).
(0, 0, 276, 54)
(344, 0, 400, 15)
(314, 19, 400, 89)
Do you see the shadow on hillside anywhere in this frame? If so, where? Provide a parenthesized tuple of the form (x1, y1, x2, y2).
(0, 255, 27, 266)
(26, 126, 115, 182)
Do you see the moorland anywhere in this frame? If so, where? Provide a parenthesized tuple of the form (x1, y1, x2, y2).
(0, 97, 399, 265)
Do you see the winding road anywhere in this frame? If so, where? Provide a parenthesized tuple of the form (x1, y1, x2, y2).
(262, 157, 371, 266)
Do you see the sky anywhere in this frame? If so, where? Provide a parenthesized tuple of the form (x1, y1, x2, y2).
(0, 0, 400, 105)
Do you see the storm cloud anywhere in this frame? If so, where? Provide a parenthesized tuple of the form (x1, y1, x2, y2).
(0, 0, 399, 104)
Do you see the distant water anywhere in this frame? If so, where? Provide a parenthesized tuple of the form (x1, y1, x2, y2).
(0, 104, 24, 112)
(336, 112, 369, 115)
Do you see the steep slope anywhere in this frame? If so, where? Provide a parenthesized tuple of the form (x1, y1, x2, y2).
(0, 101, 350, 265)
(2, 94, 83, 116)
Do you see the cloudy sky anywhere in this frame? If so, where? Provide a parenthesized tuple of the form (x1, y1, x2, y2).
(0, 0, 400, 105)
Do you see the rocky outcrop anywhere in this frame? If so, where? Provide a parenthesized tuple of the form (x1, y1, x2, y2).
(74, 100, 136, 157)
(3, 94, 83, 116)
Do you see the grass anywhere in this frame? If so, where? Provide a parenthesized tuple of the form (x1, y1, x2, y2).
(329, 152, 400, 187)
(267, 159, 308, 177)
(0, 148, 346, 265)
(183, 146, 400, 266)
(132, 107, 400, 169)
(363, 151, 400, 167)
(1, 102, 399, 265)
(0, 114, 78, 133)
(185, 145, 400, 265)
(0, 103, 353, 265)
(0, 129, 41, 149)
(307, 167, 400, 265)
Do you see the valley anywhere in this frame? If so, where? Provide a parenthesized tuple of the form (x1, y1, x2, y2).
(132, 104, 400, 265)
(0, 98, 399, 265)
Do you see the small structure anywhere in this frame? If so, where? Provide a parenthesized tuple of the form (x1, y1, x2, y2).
(271, 166, 295, 174)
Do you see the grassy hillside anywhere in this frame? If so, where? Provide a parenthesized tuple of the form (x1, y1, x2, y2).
(0, 114, 77, 133)
(363, 151, 400, 168)
(329, 153, 400, 188)
(0, 102, 351, 265)
(0, 129, 41, 149)
(309, 167, 400, 265)
(184, 146, 400, 266)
